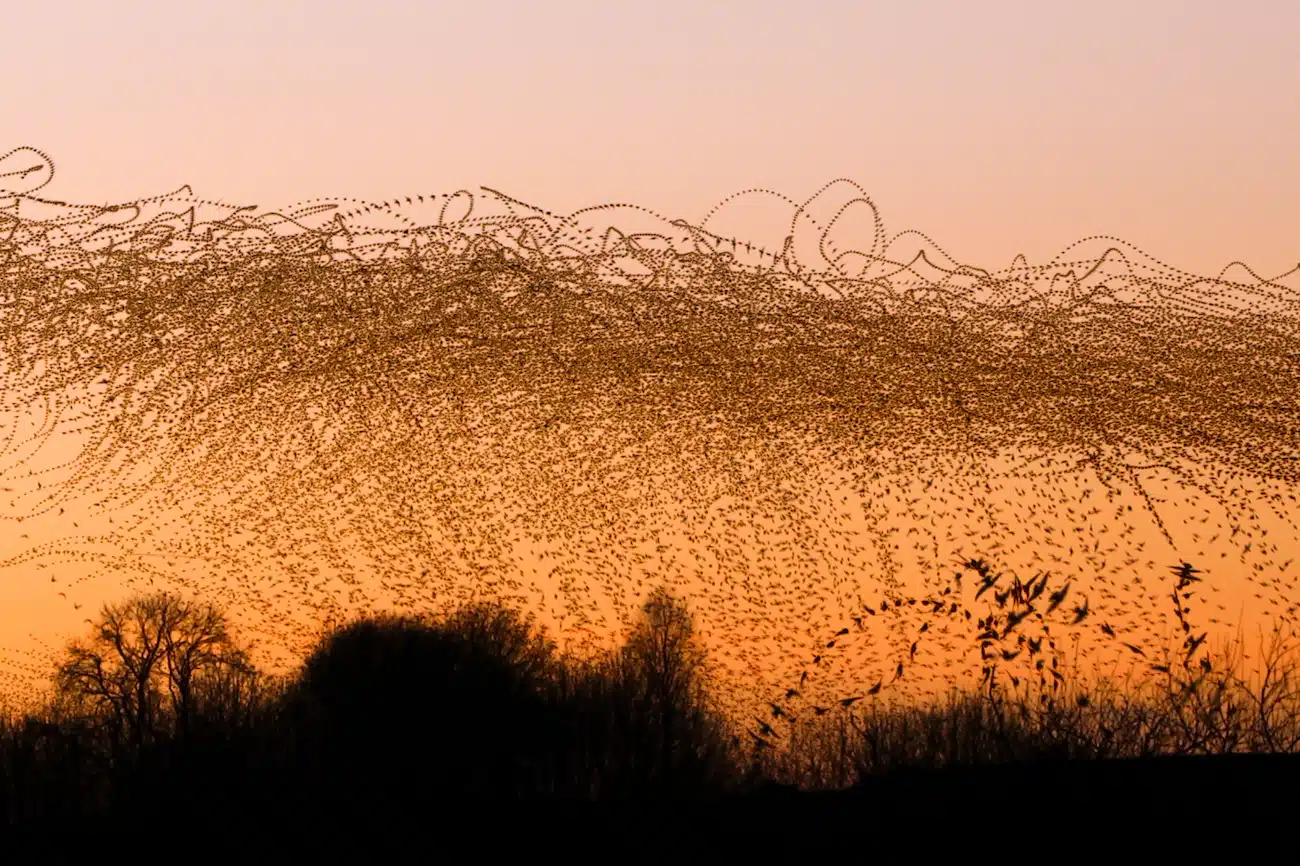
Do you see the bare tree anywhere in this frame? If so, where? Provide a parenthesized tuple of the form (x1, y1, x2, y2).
(619, 586, 730, 792)
(622, 587, 708, 713)
(53, 591, 252, 752)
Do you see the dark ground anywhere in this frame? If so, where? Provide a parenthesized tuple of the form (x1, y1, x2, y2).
(170, 754, 1297, 858)
(520, 754, 1300, 852)
(25, 755, 1294, 862)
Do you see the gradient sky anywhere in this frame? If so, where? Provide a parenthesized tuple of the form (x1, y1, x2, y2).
(2, 0, 1298, 712)
(6, 0, 1297, 278)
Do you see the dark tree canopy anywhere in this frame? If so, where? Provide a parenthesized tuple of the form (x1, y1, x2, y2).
(282, 605, 558, 802)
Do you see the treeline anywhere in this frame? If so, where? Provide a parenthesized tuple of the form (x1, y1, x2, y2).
(1, 586, 754, 829)
(4, 569, 1300, 836)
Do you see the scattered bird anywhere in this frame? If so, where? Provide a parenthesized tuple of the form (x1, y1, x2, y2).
(1046, 582, 1071, 615)
(1072, 597, 1090, 624)
(0, 155, 1289, 752)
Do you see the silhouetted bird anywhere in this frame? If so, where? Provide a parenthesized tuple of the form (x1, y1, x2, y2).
(1003, 609, 1029, 634)
(1072, 597, 1090, 624)
(1046, 582, 1071, 614)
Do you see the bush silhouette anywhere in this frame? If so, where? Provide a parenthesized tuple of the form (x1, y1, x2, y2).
(280, 605, 557, 810)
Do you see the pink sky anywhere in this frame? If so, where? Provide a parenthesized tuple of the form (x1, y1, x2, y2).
(5, 0, 1296, 277)
(2, 0, 1298, 711)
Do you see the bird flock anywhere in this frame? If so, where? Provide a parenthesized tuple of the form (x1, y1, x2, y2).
(1, 143, 1298, 734)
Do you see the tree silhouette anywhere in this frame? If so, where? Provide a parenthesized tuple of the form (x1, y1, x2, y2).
(616, 585, 734, 796)
(53, 591, 252, 754)
(280, 604, 558, 811)
(440, 600, 559, 687)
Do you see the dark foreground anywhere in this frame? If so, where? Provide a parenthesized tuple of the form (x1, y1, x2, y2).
(16, 590, 1300, 857)
(597, 754, 1298, 855)
(27, 754, 1297, 857)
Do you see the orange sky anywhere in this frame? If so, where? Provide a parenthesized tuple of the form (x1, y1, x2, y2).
(2, 0, 1298, 718)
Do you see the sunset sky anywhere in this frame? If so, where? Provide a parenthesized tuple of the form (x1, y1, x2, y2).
(2, 0, 1297, 713)
(6, 0, 1297, 277)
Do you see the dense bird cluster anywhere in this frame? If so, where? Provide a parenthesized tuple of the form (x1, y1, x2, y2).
(1, 144, 1298, 733)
